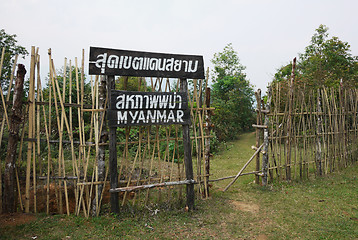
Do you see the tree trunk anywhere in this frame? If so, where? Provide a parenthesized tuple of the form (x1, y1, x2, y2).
(3, 64, 26, 213)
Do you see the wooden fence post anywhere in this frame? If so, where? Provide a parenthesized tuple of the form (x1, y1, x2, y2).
(262, 87, 272, 185)
(255, 89, 262, 184)
(25, 46, 36, 213)
(92, 76, 108, 216)
(180, 78, 195, 210)
(108, 75, 119, 213)
(204, 87, 211, 196)
(3, 64, 26, 213)
(286, 57, 296, 181)
(316, 89, 323, 176)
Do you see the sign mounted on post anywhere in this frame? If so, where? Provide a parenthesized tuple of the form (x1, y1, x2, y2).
(89, 46, 205, 79)
(107, 90, 190, 127)
(88, 46, 201, 212)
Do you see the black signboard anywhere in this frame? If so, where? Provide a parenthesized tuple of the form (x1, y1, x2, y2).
(89, 47, 205, 79)
(107, 90, 190, 127)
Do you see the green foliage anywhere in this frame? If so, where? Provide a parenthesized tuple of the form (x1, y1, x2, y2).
(41, 67, 92, 145)
(211, 44, 255, 141)
(0, 29, 28, 91)
(116, 76, 151, 91)
(273, 25, 358, 91)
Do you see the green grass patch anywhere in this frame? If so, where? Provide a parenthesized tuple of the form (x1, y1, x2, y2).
(1, 132, 357, 239)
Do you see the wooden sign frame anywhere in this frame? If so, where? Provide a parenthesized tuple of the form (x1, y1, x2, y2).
(89, 46, 205, 79)
(107, 90, 190, 127)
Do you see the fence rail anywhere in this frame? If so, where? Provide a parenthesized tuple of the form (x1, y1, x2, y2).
(0, 46, 212, 216)
(256, 81, 358, 184)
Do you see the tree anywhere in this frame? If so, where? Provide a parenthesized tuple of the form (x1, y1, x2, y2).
(0, 29, 28, 92)
(211, 44, 255, 141)
(116, 76, 150, 91)
(273, 25, 358, 90)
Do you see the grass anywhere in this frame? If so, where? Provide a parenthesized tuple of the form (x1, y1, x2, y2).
(1, 132, 357, 239)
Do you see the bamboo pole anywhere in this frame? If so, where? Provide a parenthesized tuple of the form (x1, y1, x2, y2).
(224, 143, 264, 191)
(122, 129, 142, 206)
(0, 47, 10, 130)
(255, 89, 262, 184)
(204, 85, 211, 197)
(316, 89, 323, 176)
(285, 57, 296, 181)
(61, 58, 70, 215)
(47, 50, 53, 214)
(0, 54, 18, 148)
(262, 87, 272, 185)
(111, 180, 196, 193)
(50, 58, 63, 214)
(68, 60, 79, 214)
(32, 49, 39, 213)
(25, 46, 36, 213)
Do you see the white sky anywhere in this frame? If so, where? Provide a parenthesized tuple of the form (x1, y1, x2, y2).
(1, 0, 358, 92)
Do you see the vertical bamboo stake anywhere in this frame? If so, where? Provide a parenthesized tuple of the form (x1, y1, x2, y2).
(35, 55, 42, 179)
(49, 56, 63, 213)
(0, 47, 10, 130)
(74, 57, 85, 215)
(25, 46, 36, 213)
(32, 49, 40, 213)
(255, 89, 262, 184)
(69, 60, 78, 214)
(316, 89, 323, 176)
(203, 69, 211, 197)
(0, 49, 7, 213)
(262, 87, 272, 185)
(47, 49, 53, 214)
(0, 54, 18, 148)
(61, 58, 70, 215)
(286, 57, 296, 181)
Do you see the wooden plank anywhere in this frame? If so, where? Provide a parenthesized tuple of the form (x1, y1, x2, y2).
(107, 90, 190, 127)
(89, 47, 205, 79)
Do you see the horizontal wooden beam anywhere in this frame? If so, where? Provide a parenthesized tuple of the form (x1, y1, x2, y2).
(109, 179, 196, 192)
(252, 124, 268, 129)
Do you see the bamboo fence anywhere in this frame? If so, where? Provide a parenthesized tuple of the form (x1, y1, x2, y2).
(0, 46, 212, 216)
(256, 82, 358, 183)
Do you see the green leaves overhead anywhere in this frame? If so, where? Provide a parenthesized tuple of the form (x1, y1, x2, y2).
(0, 29, 28, 91)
